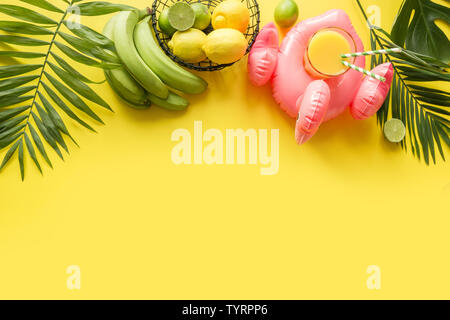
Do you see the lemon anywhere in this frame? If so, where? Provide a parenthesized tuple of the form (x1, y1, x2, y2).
(168, 28, 207, 63)
(212, 0, 250, 33)
(203, 28, 248, 64)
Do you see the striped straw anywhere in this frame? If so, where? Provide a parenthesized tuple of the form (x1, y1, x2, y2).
(341, 48, 402, 58)
(341, 61, 386, 82)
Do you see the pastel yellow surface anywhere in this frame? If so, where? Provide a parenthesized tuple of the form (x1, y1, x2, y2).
(308, 30, 351, 75)
(0, 0, 449, 299)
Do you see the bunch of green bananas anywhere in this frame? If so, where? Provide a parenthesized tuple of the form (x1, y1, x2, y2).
(103, 9, 208, 110)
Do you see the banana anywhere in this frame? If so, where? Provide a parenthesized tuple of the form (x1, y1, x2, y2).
(103, 15, 150, 109)
(134, 17, 208, 95)
(104, 11, 190, 112)
(147, 91, 190, 111)
(114, 10, 169, 99)
(104, 71, 149, 109)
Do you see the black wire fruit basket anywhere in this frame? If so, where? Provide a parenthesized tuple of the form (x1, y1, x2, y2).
(151, 0, 260, 71)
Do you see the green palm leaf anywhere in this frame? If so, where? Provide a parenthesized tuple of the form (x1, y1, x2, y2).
(47, 62, 111, 110)
(0, 0, 124, 179)
(19, 0, 65, 14)
(357, 0, 449, 165)
(75, 2, 135, 16)
(57, 31, 120, 63)
(50, 52, 104, 84)
(44, 71, 104, 123)
(0, 75, 40, 91)
(0, 21, 54, 35)
(0, 51, 47, 59)
(391, 0, 450, 63)
(0, 4, 57, 25)
(0, 34, 50, 46)
(0, 64, 43, 78)
(54, 41, 119, 69)
(24, 132, 42, 174)
(62, 20, 114, 49)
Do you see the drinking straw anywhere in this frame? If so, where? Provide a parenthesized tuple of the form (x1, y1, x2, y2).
(340, 48, 402, 58)
(341, 61, 386, 82)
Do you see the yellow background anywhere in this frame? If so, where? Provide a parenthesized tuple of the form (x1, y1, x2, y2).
(0, 0, 449, 299)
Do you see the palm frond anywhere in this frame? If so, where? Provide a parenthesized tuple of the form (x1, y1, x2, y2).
(0, 0, 134, 180)
(358, 0, 449, 164)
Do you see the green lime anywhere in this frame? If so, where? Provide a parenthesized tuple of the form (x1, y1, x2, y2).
(191, 3, 211, 30)
(384, 118, 406, 143)
(159, 8, 177, 37)
(168, 2, 196, 32)
(274, 0, 299, 29)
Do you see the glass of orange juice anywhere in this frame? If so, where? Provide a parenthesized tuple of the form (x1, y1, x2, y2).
(304, 28, 356, 79)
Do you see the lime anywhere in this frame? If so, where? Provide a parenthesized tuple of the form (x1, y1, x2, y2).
(274, 0, 299, 29)
(384, 118, 406, 143)
(191, 3, 211, 30)
(168, 2, 196, 32)
(159, 8, 176, 37)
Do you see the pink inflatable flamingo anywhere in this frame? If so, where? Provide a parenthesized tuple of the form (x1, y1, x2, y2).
(248, 10, 393, 145)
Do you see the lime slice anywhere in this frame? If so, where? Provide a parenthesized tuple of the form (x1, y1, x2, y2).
(168, 2, 195, 32)
(384, 118, 406, 143)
